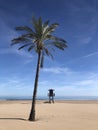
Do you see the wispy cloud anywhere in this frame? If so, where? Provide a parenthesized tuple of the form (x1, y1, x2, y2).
(74, 35, 93, 44)
(73, 79, 97, 86)
(68, 51, 98, 64)
(0, 76, 33, 96)
(42, 67, 71, 74)
(39, 80, 50, 85)
(15, 48, 33, 58)
(0, 47, 33, 59)
(82, 51, 98, 58)
(0, 68, 98, 96)
(54, 72, 98, 96)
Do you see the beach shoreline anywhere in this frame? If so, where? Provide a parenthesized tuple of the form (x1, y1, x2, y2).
(1, 99, 98, 104)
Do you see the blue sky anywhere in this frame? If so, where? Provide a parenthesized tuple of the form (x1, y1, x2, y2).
(0, 0, 98, 97)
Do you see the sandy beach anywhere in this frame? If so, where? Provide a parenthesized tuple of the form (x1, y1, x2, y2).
(0, 100, 98, 130)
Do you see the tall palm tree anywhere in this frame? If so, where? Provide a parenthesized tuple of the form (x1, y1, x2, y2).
(11, 16, 67, 121)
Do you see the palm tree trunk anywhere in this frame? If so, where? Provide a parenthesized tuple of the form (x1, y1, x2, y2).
(29, 51, 41, 121)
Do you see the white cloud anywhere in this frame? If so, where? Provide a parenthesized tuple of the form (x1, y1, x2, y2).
(82, 51, 98, 58)
(79, 36, 92, 44)
(0, 70, 98, 96)
(74, 34, 94, 45)
(42, 70, 98, 96)
(68, 72, 98, 87)
(73, 79, 97, 86)
(0, 47, 33, 59)
(39, 80, 49, 85)
(54, 77, 98, 96)
(14, 48, 33, 58)
(0, 76, 33, 96)
(68, 51, 98, 64)
(42, 67, 71, 74)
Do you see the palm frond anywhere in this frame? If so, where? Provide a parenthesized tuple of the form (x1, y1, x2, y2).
(48, 23, 59, 32)
(38, 17, 42, 30)
(52, 41, 67, 50)
(11, 37, 30, 45)
(15, 26, 35, 34)
(46, 35, 67, 43)
(44, 47, 54, 59)
(28, 45, 35, 51)
(43, 20, 50, 28)
(32, 16, 43, 38)
(17, 34, 35, 39)
(42, 23, 59, 40)
(32, 16, 37, 28)
(18, 43, 32, 50)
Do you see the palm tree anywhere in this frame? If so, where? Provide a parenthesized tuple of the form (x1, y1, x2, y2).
(11, 16, 67, 121)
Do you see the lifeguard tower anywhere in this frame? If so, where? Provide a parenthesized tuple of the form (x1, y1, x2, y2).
(48, 89, 55, 103)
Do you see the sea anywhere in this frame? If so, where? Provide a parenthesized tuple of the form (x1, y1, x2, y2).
(0, 96, 98, 101)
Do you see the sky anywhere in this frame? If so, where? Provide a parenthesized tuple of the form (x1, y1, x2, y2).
(0, 0, 98, 98)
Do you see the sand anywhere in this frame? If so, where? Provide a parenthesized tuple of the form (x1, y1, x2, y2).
(0, 100, 98, 130)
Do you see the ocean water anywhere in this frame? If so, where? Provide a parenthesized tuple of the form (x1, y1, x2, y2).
(0, 96, 98, 100)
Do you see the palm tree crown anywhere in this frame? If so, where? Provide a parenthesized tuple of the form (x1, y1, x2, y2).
(11, 16, 67, 67)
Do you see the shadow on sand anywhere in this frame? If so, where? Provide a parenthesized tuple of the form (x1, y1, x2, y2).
(0, 118, 27, 121)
